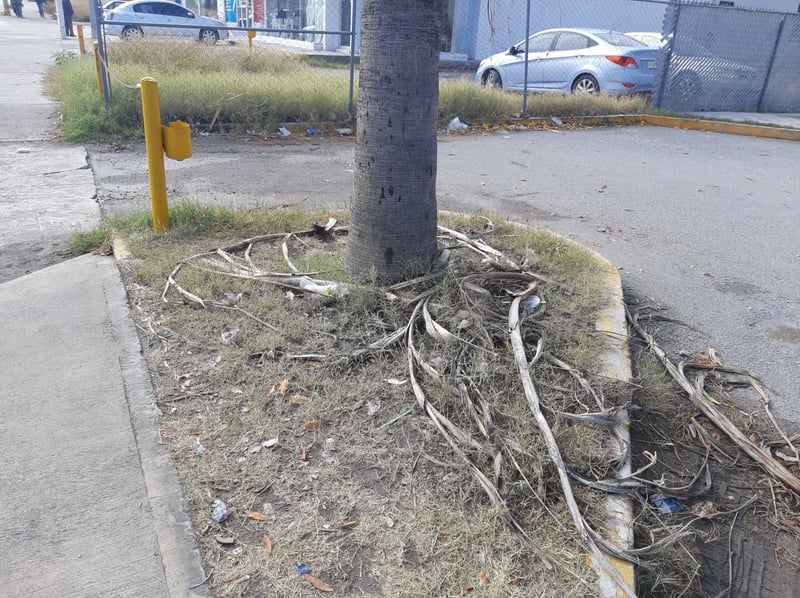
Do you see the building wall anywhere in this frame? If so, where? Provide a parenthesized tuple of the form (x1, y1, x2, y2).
(451, 0, 799, 61)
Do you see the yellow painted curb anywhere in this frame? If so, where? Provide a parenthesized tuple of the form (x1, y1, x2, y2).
(643, 114, 800, 142)
(112, 236, 132, 260)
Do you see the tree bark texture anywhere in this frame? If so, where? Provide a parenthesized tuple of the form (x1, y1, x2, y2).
(347, 0, 441, 282)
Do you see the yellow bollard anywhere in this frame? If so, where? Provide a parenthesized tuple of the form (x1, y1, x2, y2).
(247, 29, 256, 51)
(139, 78, 170, 232)
(92, 41, 103, 97)
(76, 24, 86, 55)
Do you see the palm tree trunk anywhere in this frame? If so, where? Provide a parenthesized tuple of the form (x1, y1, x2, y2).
(347, 0, 441, 282)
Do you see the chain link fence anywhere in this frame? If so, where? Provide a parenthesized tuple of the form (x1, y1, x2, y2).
(90, 0, 800, 128)
(654, 1, 800, 112)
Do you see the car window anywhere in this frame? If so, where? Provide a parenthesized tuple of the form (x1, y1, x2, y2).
(524, 32, 557, 53)
(133, 2, 157, 13)
(554, 32, 595, 51)
(595, 32, 646, 48)
(160, 4, 191, 16)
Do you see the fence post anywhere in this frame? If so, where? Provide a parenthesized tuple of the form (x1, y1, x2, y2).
(521, 0, 531, 118)
(92, 0, 111, 106)
(76, 24, 86, 55)
(139, 78, 171, 233)
(653, 1, 683, 110)
(347, 0, 357, 117)
(757, 15, 786, 113)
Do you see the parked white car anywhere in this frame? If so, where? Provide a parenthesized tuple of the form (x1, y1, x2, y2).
(476, 28, 658, 95)
(104, 0, 227, 43)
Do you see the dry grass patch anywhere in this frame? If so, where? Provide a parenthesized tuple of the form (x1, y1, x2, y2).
(113, 206, 703, 596)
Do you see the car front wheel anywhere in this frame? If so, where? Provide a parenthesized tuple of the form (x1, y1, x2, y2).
(482, 69, 503, 89)
(199, 29, 219, 44)
(572, 74, 599, 94)
(121, 26, 143, 40)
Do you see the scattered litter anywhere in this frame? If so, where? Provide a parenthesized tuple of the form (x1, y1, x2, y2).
(385, 378, 407, 385)
(306, 128, 322, 137)
(17, 147, 31, 154)
(211, 499, 229, 522)
(443, 116, 469, 133)
(335, 128, 352, 136)
(651, 494, 683, 514)
(221, 328, 239, 345)
(522, 295, 542, 311)
(551, 116, 563, 126)
(195, 439, 206, 454)
(214, 535, 236, 545)
(367, 400, 381, 416)
(278, 127, 291, 137)
(261, 438, 279, 448)
(262, 502, 276, 517)
(296, 563, 313, 575)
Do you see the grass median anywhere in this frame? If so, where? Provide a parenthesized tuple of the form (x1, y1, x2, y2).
(68, 204, 712, 596)
(47, 40, 651, 142)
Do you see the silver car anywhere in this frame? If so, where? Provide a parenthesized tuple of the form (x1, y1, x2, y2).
(476, 28, 658, 94)
(104, 0, 227, 43)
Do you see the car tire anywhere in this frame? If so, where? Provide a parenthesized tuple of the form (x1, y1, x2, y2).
(199, 29, 219, 44)
(121, 26, 143, 40)
(572, 74, 599, 94)
(482, 69, 503, 89)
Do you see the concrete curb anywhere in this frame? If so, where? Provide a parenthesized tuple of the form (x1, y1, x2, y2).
(590, 248, 636, 598)
(504, 114, 800, 142)
(104, 256, 209, 597)
(642, 114, 800, 142)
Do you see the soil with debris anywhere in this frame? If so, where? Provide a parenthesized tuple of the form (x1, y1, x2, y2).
(120, 212, 650, 597)
(118, 212, 800, 597)
(626, 296, 800, 597)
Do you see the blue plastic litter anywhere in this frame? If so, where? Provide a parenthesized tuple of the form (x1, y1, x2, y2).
(522, 295, 542, 310)
(296, 563, 313, 575)
(651, 494, 683, 514)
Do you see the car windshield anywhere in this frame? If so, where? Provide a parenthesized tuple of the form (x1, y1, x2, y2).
(595, 32, 646, 48)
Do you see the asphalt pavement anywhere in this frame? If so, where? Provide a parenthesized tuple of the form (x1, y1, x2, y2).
(0, 14, 206, 597)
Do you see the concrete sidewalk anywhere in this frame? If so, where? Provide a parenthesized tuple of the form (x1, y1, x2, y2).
(0, 15, 206, 597)
(0, 256, 205, 597)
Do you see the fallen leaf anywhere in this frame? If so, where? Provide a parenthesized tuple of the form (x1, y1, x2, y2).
(278, 378, 289, 395)
(507, 576, 524, 586)
(298, 444, 308, 461)
(261, 535, 273, 555)
(304, 573, 333, 592)
(224, 572, 244, 583)
(245, 510, 270, 522)
(460, 585, 474, 596)
(339, 520, 360, 529)
(289, 394, 310, 405)
(479, 568, 489, 587)
(307, 361, 320, 368)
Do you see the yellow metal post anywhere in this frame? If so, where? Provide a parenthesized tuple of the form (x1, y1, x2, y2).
(247, 29, 256, 51)
(77, 24, 86, 55)
(139, 78, 170, 232)
(92, 41, 103, 97)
